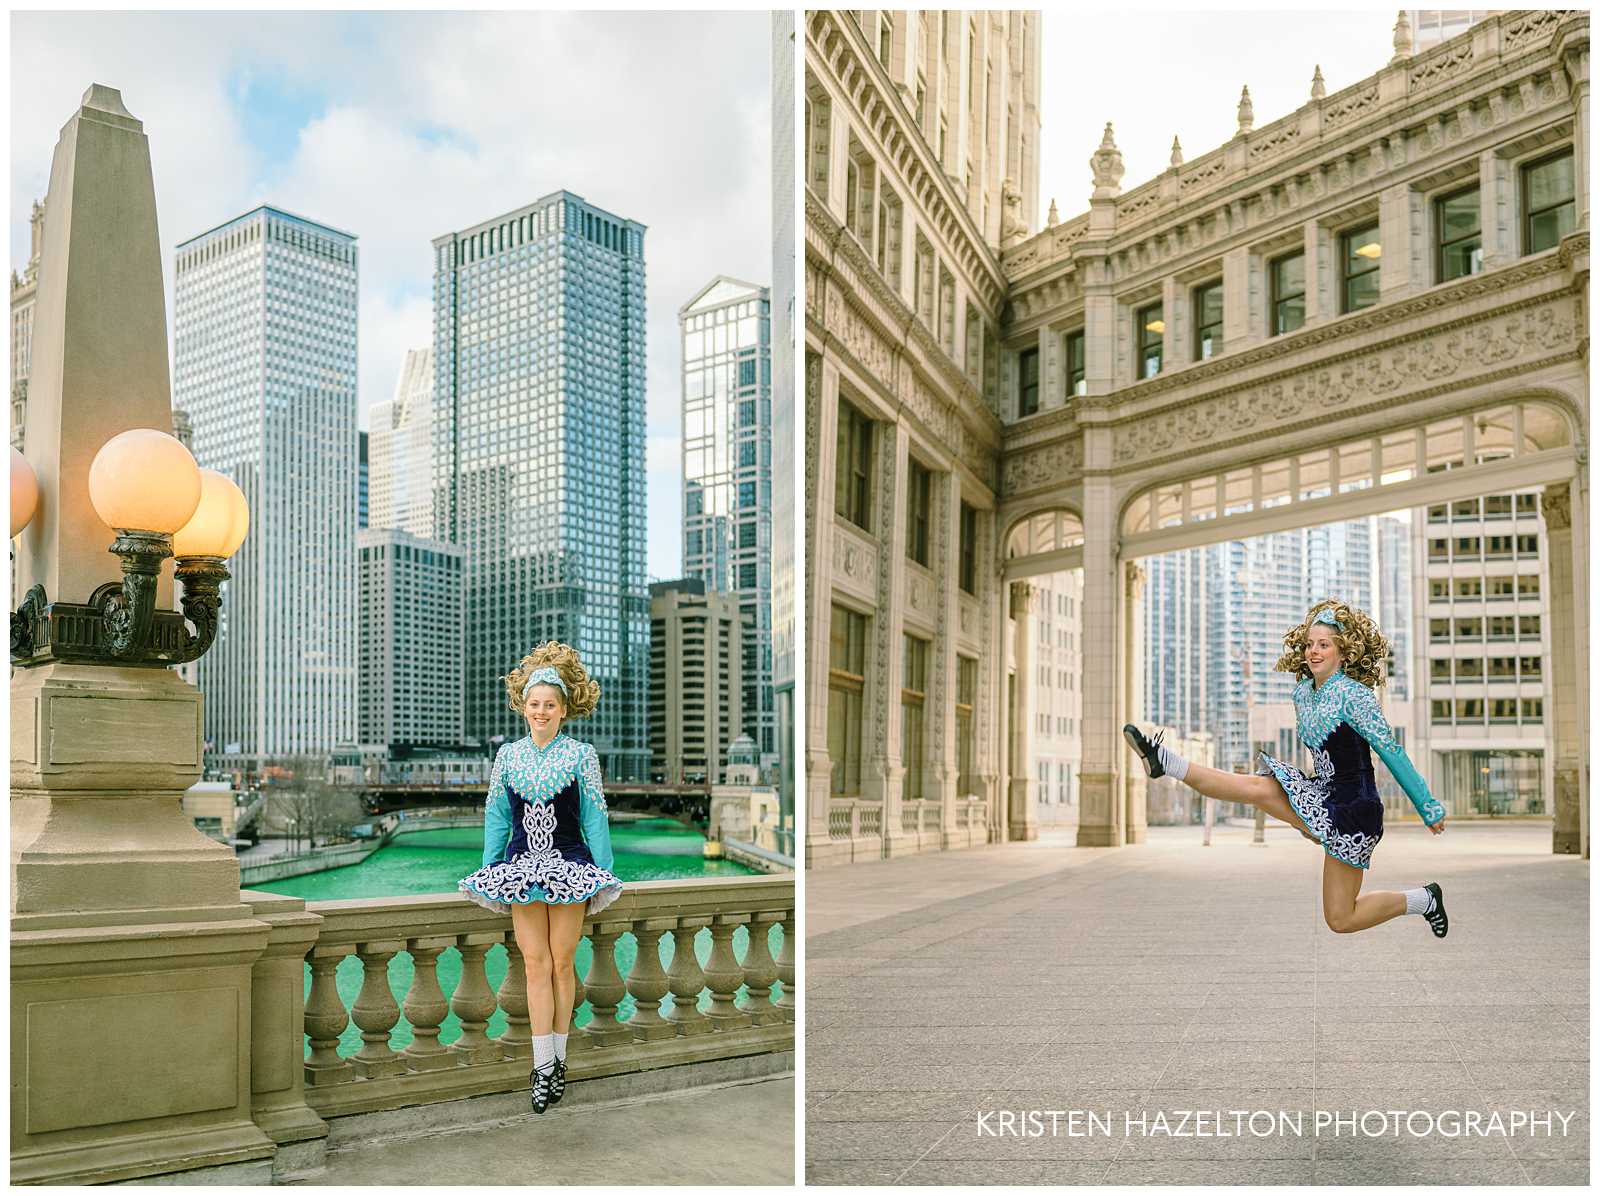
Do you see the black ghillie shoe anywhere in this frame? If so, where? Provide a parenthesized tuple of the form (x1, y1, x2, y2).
(530, 1064, 555, 1114)
(1123, 724, 1165, 779)
(1423, 882, 1448, 938)
(549, 1058, 567, 1106)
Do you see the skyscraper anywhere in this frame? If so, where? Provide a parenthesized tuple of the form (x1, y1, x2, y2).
(173, 206, 359, 774)
(772, 8, 797, 840)
(432, 192, 648, 780)
(369, 346, 435, 538)
(680, 276, 775, 769)
(358, 528, 465, 748)
(358, 429, 369, 530)
(10, 199, 44, 452)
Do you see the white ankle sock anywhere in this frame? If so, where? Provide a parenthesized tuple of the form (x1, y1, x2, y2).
(1157, 744, 1189, 782)
(1404, 887, 1434, 916)
(553, 1032, 569, 1063)
(533, 1034, 555, 1071)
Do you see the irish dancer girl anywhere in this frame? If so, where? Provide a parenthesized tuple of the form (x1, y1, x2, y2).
(1124, 599, 1450, 938)
(459, 642, 624, 1113)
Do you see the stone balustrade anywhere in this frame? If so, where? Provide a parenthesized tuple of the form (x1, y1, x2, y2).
(247, 877, 795, 1124)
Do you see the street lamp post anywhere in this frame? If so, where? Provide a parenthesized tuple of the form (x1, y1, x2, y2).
(8, 85, 314, 1185)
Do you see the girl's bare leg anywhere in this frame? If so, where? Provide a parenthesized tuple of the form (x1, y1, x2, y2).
(511, 901, 554, 1036)
(546, 901, 587, 1035)
(1180, 764, 1319, 841)
(1321, 853, 1407, 933)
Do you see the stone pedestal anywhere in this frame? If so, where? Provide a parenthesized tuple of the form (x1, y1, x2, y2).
(12, 665, 275, 1183)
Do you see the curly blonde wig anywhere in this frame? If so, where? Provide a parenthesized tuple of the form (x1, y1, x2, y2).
(503, 642, 601, 719)
(1274, 598, 1392, 689)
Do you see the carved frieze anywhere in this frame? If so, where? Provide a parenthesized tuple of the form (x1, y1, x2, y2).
(832, 524, 878, 601)
(1002, 438, 1085, 499)
(1110, 298, 1581, 467)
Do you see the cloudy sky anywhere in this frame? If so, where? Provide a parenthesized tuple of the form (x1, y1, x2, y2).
(11, 10, 772, 581)
(1038, 10, 1420, 218)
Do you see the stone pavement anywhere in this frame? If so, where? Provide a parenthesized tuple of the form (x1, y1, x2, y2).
(806, 822, 1588, 1185)
(292, 1074, 794, 1185)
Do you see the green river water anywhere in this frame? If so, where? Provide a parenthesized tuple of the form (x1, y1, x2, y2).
(256, 819, 780, 1056)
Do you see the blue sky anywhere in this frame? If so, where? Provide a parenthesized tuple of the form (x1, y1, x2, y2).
(11, 11, 773, 583)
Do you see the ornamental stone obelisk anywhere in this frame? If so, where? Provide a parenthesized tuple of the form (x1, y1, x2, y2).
(10, 85, 317, 1185)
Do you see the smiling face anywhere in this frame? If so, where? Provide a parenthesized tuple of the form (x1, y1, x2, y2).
(522, 684, 567, 740)
(1304, 624, 1344, 685)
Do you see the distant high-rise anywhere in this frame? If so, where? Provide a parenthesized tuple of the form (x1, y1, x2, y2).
(1378, 515, 1412, 700)
(173, 206, 359, 774)
(680, 276, 775, 770)
(358, 429, 369, 530)
(369, 347, 435, 538)
(772, 8, 797, 838)
(649, 578, 745, 784)
(432, 192, 648, 779)
(358, 528, 465, 748)
(10, 198, 44, 452)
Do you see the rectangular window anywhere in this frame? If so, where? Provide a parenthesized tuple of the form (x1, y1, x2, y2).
(907, 459, 931, 565)
(877, 11, 892, 67)
(956, 655, 977, 797)
(1271, 252, 1306, 335)
(1519, 614, 1540, 637)
(1456, 656, 1484, 679)
(1430, 658, 1452, 681)
(1520, 655, 1543, 678)
(959, 501, 977, 594)
(828, 605, 868, 797)
(1521, 697, 1544, 720)
(1137, 302, 1163, 378)
(834, 398, 874, 531)
(1456, 617, 1483, 640)
(1341, 223, 1381, 312)
(901, 635, 928, 802)
(1018, 347, 1040, 416)
(1065, 329, 1086, 397)
(1455, 698, 1485, 720)
(1193, 280, 1223, 360)
(1437, 185, 1482, 281)
(1518, 573, 1541, 598)
(1431, 699, 1452, 723)
(1523, 149, 1576, 254)
(875, 185, 902, 282)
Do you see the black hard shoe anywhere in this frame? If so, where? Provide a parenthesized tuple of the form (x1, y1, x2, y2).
(1423, 882, 1448, 938)
(1123, 724, 1166, 779)
(530, 1064, 555, 1114)
(549, 1058, 567, 1106)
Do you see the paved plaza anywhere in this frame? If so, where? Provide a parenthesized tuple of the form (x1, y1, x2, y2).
(287, 1074, 794, 1186)
(806, 822, 1588, 1185)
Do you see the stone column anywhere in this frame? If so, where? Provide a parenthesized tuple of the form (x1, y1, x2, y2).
(934, 470, 961, 846)
(239, 891, 327, 1158)
(804, 352, 842, 864)
(1160, 275, 1182, 370)
(1561, 28, 1590, 230)
(1479, 149, 1513, 270)
(1544, 482, 1582, 853)
(867, 417, 912, 855)
(1303, 221, 1331, 327)
(1007, 580, 1038, 841)
(11, 86, 276, 1184)
(1124, 561, 1149, 845)
(1379, 181, 1424, 300)
(1077, 439, 1124, 847)
(1221, 246, 1252, 349)
(977, 506, 1003, 842)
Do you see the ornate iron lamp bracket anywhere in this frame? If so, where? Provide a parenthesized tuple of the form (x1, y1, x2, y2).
(95, 529, 173, 660)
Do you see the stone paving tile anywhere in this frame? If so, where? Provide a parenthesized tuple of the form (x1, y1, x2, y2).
(1104, 1159, 1316, 1184)
(1311, 1158, 1529, 1184)
(1114, 1130, 1316, 1160)
(804, 1160, 909, 1184)
(1518, 1160, 1592, 1183)
(898, 1159, 1113, 1184)
(1464, 1060, 1590, 1089)
(805, 1119, 959, 1161)
(806, 1090, 984, 1123)
(917, 1126, 1124, 1162)
(847, 1062, 1047, 1092)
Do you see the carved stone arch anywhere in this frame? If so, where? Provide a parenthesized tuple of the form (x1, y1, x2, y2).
(1000, 505, 1085, 578)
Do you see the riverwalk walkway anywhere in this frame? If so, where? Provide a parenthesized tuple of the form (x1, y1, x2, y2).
(806, 822, 1587, 1186)
(281, 1072, 794, 1185)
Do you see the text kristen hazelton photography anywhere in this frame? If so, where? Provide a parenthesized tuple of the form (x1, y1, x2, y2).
(802, 6, 1588, 1188)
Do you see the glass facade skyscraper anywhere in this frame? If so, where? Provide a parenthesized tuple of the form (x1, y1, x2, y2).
(432, 192, 648, 780)
(680, 277, 775, 769)
(173, 206, 359, 773)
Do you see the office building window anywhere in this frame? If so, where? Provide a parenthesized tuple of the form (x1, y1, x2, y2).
(907, 459, 931, 565)
(1193, 280, 1223, 360)
(901, 635, 928, 801)
(1137, 303, 1163, 378)
(1018, 346, 1039, 415)
(956, 655, 977, 797)
(1341, 222, 1381, 312)
(959, 501, 977, 594)
(1065, 329, 1086, 396)
(828, 605, 868, 797)
(1271, 252, 1306, 335)
(834, 398, 874, 530)
(1523, 149, 1576, 254)
(1437, 185, 1482, 281)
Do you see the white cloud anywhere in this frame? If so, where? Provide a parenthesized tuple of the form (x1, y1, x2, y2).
(12, 10, 771, 589)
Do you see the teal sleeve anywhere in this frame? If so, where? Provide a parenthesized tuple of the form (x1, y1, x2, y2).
(481, 749, 512, 868)
(577, 744, 615, 872)
(1345, 685, 1447, 825)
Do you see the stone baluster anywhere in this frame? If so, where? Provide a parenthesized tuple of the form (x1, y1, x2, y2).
(704, 914, 750, 1029)
(496, 936, 532, 1059)
(624, 918, 677, 1041)
(450, 933, 502, 1064)
(582, 920, 631, 1046)
(739, 911, 783, 1025)
(304, 944, 355, 1087)
(401, 936, 454, 1071)
(350, 940, 407, 1078)
(665, 916, 713, 1035)
(775, 910, 796, 1019)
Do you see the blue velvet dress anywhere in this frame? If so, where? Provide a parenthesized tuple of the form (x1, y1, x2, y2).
(458, 733, 624, 915)
(1257, 668, 1446, 869)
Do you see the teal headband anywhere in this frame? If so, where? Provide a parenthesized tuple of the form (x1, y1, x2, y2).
(521, 666, 569, 702)
(1312, 608, 1343, 632)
